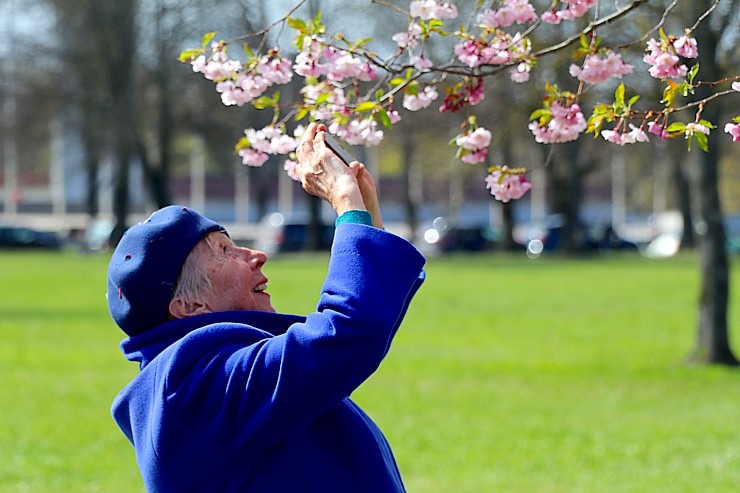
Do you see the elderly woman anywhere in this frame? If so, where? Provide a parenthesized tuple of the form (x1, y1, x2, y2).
(107, 123, 425, 492)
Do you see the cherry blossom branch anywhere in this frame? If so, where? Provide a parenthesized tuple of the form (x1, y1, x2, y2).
(532, 0, 646, 58)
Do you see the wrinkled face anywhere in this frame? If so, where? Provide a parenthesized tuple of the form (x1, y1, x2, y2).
(197, 232, 275, 313)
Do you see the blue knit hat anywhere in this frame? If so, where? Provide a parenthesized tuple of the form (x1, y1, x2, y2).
(107, 205, 225, 335)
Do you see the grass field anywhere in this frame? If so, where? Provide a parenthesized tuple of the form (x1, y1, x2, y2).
(1, 249, 739, 492)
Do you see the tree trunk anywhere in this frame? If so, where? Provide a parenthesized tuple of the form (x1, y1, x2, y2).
(400, 127, 420, 239)
(689, 140, 737, 365)
(105, 0, 138, 245)
(686, 0, 737, 365)
(499, 142, 518, 251)
(546, 141, 587, 252)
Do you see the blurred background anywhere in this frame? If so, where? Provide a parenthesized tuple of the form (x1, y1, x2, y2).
(1, 2, 740, 491)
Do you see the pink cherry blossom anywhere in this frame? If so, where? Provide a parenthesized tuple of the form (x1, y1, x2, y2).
(258, 56, 293, 85)
(283, 159, 300, 181)
(510, 62, 531, 83)
(403, 85, 439, 111)
(529, 102, 587, 144)
(244, 126, 299, 159)
(732, 81, 740, 92)
(601, 124, 649, 145)
(540, 10, 560, 24)
(477, 0, 537, 28)
(685, 122, 711, 137)
(541, 0, 595, 24)
(330, 118, 384, 146)
(673, 35, 699, 58)
(462, 149, 488, 164)
(648, 121, 669, 140)
(410, 1, 458, 20)
(409, 55, 433, 70)
(569, 52, 633, 84)
(724, 123, 740, 142)
(392, 23, 423, 49)
(239, 148, 269, 167)
(643, 38, 689, 79)
(485, 167, 532, 202)
(456, 127, 492, 150)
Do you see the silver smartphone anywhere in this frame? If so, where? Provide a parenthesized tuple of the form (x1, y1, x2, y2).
(323, 134, 357, 166)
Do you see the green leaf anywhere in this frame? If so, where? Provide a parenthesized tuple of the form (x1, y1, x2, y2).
(355, 101, 377, 113)
(614, 83, 625, 106)
(287, 17, 307, 31)
(698, 119, 715, 129)
(579, 33, 589, 49)
(243, 43, 254, 58)
(666, 122, 686, 133)
(688, 64, 699, 84)
(234, 136, 249, 152)
(628, 95, 640, 106)
(733, 115, 740, 123)
(295, 108, 309, 121)
(529, 108, 549, 121)
(661, 81, 681, 106)
(378, 109, 392, 129)
(695, 132, 708, 152)
(253, 96, 274, 110)
(178, 48, 204, 62)
(390, 78, 406, 88)
(202, 32, 216, 48)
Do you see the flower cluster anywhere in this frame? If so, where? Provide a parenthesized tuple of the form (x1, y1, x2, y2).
(569, 52, 633, 85)
(410, 0, 458, 20)
(192, 46, 293, 107)
(403, 85, 439, 111)
(453, 32, 530, 69)
(454, 127, 492, 164)
(643, 34, 698, 79)
(440, 78, 485, 113)
(529, 101, 587, 144)
(601, 124, 649, 146)
(294, 37, 377, 82)
(329, 118, 386, 147)
(476, 0, 537, 28)
(238, 126, 299, 167)
(485, 166, 532, 202)
(541, 0, 596, 25)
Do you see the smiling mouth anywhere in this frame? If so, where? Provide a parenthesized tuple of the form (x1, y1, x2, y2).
(253, 282, 268, 293)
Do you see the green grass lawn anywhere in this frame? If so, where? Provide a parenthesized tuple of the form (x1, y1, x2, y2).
(1, 250, 739, 492)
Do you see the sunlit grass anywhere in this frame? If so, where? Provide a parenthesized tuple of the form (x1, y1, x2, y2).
(1, 250, 739, 492)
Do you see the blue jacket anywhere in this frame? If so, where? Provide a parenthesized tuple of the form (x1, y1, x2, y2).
(111, 224, 426, 492)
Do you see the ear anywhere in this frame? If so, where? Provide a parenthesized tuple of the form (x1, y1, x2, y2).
(168, 296, 211, 319)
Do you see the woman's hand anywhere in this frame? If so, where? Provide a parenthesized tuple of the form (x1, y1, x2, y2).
(295, 123, 365, 216)
(349, 162, 383, 229)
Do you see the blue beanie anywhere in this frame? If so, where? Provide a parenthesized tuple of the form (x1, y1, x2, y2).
(107, 205, 225, 335)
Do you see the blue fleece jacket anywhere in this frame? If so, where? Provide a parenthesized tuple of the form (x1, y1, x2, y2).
(111, 224, 426, 492)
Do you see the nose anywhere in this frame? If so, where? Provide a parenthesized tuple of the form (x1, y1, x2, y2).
(241, 247, 268, 269)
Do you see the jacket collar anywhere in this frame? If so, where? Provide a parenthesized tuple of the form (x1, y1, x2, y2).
(119, 310, 306, 369)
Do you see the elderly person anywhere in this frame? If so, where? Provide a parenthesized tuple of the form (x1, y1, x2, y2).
(107, 123, 426, 492)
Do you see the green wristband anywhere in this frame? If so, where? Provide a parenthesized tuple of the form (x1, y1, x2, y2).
(335, 210, 373, 227)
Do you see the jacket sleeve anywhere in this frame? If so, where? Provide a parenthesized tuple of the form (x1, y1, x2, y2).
(162, 224, 426, 456)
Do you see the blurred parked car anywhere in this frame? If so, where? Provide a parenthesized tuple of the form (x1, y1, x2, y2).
(0, 226, 64, 250)
(253, 212, 335, 255)
(524, 216, 639, 254)
(415, 217, 497, 255)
